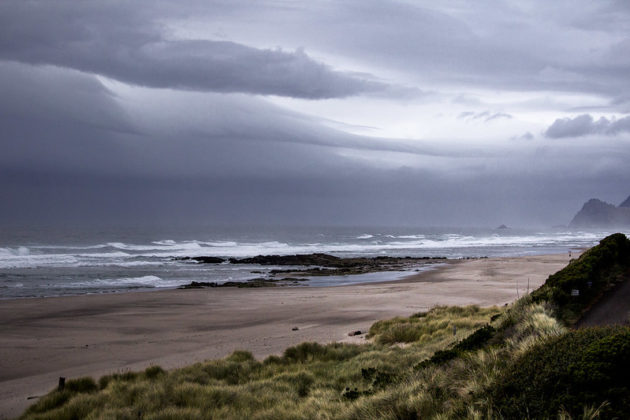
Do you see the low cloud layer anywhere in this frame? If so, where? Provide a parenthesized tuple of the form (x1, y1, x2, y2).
(545, 114, 630, 138)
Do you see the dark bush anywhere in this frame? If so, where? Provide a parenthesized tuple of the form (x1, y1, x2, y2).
(416, 325, 496, 370)
(282, 342, 363, 363)
(226, 350, 255, 363)
(342, 387, 360, 400)
(416, 349, 458, 370)
(65, 377, 98, 393)
(360, 367, 396, 389)
(453, 324, 495, 352)
(263, 355, 283, 365)
(488, 327, 630, 419)
(145, 365, 166, 379)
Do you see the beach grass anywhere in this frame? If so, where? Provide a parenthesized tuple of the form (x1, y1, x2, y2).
(21, 305, 500, 420)
(20, 299, 630, 420)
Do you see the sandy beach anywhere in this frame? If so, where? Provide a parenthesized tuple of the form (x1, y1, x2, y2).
(0, 253, 573, 418)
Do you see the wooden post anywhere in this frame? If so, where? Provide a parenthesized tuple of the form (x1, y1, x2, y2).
(527, 277, 530, 294)
(58, 377, 65, 391)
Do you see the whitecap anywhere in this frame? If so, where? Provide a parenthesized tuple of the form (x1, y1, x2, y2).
(67, 275, 183, 289)
(0, 246, 30, 256)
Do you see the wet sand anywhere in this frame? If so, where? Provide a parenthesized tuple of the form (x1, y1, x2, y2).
(0, 253, 573, 418)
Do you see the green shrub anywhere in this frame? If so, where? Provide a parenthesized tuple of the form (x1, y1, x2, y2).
(227, 350, 255, 363)
(64, 376, 98, 393)
(263, 354, 283, 365)
(488, 326, 630, 419)
(453, 324, 495, 352)
(282, 342, 363, 363)
(145, 365, 166, 379)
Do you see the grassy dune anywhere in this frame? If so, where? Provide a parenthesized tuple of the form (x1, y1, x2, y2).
(21, 234, 630, 419)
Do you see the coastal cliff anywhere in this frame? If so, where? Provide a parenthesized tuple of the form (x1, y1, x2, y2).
(569, 195, 630, 228)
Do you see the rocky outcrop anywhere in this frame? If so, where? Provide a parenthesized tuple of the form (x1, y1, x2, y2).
(229, 253, 342, 266)
(228, 253, 443, 268)
(569, 198, 630, 228)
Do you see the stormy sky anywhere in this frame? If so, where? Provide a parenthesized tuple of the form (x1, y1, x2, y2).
(1, 0, 629, 228)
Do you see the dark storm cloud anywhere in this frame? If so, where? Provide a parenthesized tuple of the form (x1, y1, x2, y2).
(184, 0, 630, 103)
(545, 114, 630, 138)
(3, 1, 629, 101)
(0, 1, 385, 99)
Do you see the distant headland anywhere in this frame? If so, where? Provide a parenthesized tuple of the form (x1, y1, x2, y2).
(569, 194, 630, 228)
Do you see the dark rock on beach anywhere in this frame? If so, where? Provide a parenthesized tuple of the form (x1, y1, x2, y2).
(230, 253, 444, 268)
(228, 254, 447, 277)
(178, 253, 450, 287)
(179, 278, 279, 289)
(229, 253, 342, 266)
(178, 276, 309, 289)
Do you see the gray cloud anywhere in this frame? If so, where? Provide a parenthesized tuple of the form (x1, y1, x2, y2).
(176, 1, 630, 104)
(3, 1, 630, 102)
(458, 111, 513, 122)
(545, 114, 630, 138)
(0, 2, 385, 99)
(511, 132, 535, 141)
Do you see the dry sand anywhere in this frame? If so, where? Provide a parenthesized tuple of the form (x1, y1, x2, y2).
(0, 253, 573, 418)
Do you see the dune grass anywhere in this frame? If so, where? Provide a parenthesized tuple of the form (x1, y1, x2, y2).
(21, 298, 627, 420)
(20, 305, 501, 420)
(368, 305, 502, 346)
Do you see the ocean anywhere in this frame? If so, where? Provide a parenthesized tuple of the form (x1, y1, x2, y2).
(0, 225, 621, 299)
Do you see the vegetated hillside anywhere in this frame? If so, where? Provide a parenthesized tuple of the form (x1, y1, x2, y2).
(530, 232, 630, 325)
(21, 234, 630, 420)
